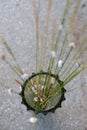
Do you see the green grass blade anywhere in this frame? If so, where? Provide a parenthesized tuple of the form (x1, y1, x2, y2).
(0, 37, 16, 60)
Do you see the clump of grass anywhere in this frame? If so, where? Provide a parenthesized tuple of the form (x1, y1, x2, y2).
(0, 0, 87, 114)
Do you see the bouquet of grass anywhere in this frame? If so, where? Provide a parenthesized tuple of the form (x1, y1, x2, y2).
(0, 0, 87, 114)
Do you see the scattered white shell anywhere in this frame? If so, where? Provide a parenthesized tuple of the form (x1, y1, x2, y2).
(29, 117, 37, 123)
(34, 97, 38, 102)
(38, 84, 44, 90)
(21, 73, 29, 80)
(41, 85, 44, 90)
(40, 98, 43, 102)
(8, 88, 13, 94)
(51, 51, 56, 58)
(68, 42, 76, 48)
(19, 86, 22, 92)
(59, 24, 63, 31)
(32, 87, 37, 94)
(58, 60, 63, 68)
(51, 77, 55, 84)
